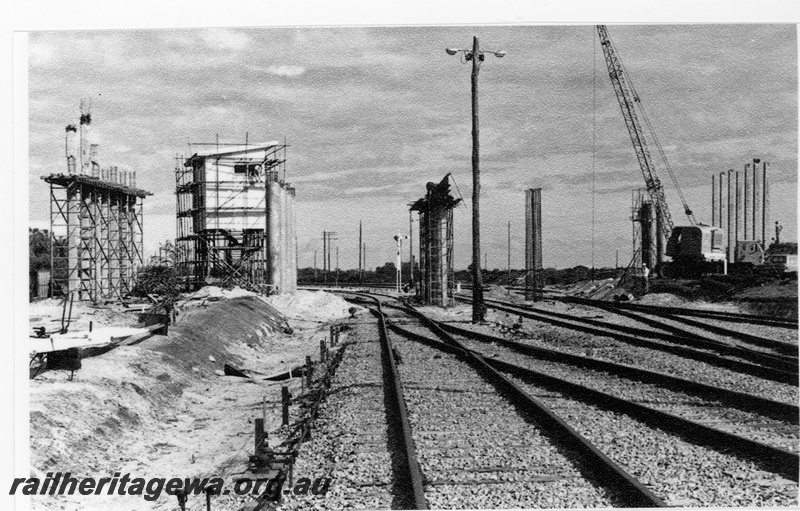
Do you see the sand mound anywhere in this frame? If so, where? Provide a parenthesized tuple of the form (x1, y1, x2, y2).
(181, 285, 257, 303)
(266, 290, 360, 323)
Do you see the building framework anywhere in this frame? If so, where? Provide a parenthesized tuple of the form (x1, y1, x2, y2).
(524, 188, 544, 301)
(44, 173, 150, 301)
(410, 175, 460, 307)
(175, 141, 297, 294)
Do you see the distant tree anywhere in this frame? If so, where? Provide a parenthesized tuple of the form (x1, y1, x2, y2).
(29, 228, 50, 272)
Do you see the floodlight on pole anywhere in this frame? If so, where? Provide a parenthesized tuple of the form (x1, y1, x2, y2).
(446, 36, 505, 323)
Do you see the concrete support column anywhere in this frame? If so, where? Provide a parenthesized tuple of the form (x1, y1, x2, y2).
(752, 160, 761, 243)
(761, 160, 769, 245)
(639, 202, 654, 270)
(67, 184, 81, 298)
(743, 164, 750, 240)
(268, 181, 281, 293)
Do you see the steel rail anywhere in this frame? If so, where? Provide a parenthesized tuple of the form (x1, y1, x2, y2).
(556, 295, 798, 329)
(372, 297, 666, 508)
(564, 298, 798, 357)
(482, 298, 797, 372)
(464, 297, 798, 386)
(361, 294, 428, 510)
(387, 321, 798, 483)
(424, 317, 799, 425)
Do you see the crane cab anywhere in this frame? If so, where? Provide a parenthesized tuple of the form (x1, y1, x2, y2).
(662, 225, 726, 278)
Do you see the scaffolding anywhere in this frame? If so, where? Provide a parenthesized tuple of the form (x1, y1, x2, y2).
(174, 141, 296, 294)
(410, 175, 460, 307)
(44, 173, 150, 301)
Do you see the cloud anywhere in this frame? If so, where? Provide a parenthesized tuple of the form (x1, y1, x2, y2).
(266, 65, 306, 77)
(200, 28, 250, 51)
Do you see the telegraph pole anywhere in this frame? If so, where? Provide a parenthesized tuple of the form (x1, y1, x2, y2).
(446, 37, 504, 322)
(471, 36, 484, 322)
(507, 221, 511, 277)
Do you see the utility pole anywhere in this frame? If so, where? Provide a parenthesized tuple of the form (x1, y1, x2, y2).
(471, 36, 484, 322)
(314, 250, 317, 281)
(446, 37, 504, 322)
(358, 221, 363, 284)
(336, 246, 339, 287)
(507, 221, 511, 277)
(322, 231, 327, 283)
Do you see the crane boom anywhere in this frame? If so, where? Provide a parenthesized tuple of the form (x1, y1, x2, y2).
(597, 25, 695, 243)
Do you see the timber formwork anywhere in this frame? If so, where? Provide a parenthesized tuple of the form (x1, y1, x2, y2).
(524, 188, 544, 301)
(174, 142, 296, 294)
(43, 173, 150, 301)
(410, 175, 460, 307)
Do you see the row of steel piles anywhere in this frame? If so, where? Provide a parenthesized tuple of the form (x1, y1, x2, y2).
(711, 159, 769, 260)
(524, 188, 544, 301)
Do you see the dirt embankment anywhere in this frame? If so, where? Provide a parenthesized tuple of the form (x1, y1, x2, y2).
(29, 291, 354, 511)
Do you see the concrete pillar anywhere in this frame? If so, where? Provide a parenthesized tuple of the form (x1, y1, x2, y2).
(752, 160, 761, 243)
(727, 169, 734, 260)
(279, 184, 287, 293)
(743, 164, 750, 240)
(761, 160, 769, 245)
(67, 184, 81, 297)
(735, 169, 741, 255)
(268, 181, 281, 293)
(718, 171, 725, 231)
(288, 191, 297, 292)
(655, 208, 664, 266)
(639, 201, 654, 270)
(711, 174, 716, 227)
(108, 195, 120, 298)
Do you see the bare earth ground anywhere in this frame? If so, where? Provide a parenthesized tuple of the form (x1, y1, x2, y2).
(28, 289, 358, 511)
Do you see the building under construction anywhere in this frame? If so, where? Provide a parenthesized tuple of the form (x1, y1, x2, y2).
(175, 141, 297, 294)
(410, 175, 460, 306)
(43, 103, 151, 301)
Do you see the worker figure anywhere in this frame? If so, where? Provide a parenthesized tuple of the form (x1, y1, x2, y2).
(642, 264, 650, 295)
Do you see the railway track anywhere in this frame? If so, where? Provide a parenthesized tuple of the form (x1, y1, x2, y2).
(361, 294, 798, 507)
(555, 294, 798, 330)
(351, 293, 664, 508)
(286, 290, 797, 507)
(279, 306, 424, 510)
(464, 296, 798, 386)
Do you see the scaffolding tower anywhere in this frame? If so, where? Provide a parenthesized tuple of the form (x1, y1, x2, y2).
(44, 103, 151, 302)
(44, 173, 150, 301)
(410, 175, 460, 307)
(174, 141, 296, 293)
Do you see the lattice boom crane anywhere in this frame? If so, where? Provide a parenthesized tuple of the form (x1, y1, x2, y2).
(596, 25, 696, 244)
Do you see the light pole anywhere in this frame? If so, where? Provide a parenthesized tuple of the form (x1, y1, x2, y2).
(394, 234, 408, 293)
(446, 37, 505, 323)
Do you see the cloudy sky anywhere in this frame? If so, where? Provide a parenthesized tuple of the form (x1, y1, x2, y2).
(27, 24, 797, 270)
